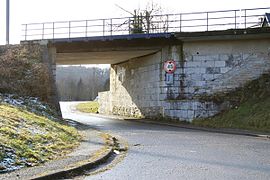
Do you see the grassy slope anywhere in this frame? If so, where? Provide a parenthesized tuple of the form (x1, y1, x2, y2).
(193, 73, 270, 133)
(76, 102, 99, 113)
(193, 96, 270, 132)
(0, 103, 80, 171)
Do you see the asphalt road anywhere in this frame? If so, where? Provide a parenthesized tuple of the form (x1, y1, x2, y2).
(60, 102, 270, 180)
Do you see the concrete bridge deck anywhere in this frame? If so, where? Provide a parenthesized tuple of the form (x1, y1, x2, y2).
(22, 27, 270, 65)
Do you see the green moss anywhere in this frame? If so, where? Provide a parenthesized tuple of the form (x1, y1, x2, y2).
(76, 101, 99, 113)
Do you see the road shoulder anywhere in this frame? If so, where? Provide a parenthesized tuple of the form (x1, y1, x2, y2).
(80, 112, 270, 140)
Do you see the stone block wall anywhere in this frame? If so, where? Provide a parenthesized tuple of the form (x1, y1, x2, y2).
(99, 38, 270, 121)
(109, 52, 163, 118)
(159, 46, 221, 121)
(163, 39, 270, 121)
(183, 39, 270, 95)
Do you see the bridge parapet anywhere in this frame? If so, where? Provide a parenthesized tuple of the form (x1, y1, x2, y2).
(22, 7, 270, 41)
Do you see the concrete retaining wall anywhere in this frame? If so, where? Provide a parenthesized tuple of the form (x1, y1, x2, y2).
(98, 91, 111, 114)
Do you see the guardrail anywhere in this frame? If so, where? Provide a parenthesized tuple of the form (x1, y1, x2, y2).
(22, 7, 270, 41)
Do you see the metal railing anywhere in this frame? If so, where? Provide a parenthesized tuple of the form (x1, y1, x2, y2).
(22, 7, 270, 41)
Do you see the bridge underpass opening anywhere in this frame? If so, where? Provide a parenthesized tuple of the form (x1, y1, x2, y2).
(46, 34, 174, 118)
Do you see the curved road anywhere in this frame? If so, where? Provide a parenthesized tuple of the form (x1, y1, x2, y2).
(61, 102, 270, 180)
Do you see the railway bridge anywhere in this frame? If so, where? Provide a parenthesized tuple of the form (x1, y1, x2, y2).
(21, 7, 270, 120)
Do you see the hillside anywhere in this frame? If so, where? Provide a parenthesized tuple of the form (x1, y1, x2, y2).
(193, 72, 270, 133)
(0, 94, 80, 173)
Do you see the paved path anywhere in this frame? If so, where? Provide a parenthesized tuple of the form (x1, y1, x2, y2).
(61, 102, 270, 180)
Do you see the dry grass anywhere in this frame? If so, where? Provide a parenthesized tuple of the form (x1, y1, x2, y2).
(76, 102, 99, 114)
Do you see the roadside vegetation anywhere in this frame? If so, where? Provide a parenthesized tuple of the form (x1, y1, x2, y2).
(0, 94, 80, 173)
(76, 101, 99, 114)
(193, 73, 270, 133)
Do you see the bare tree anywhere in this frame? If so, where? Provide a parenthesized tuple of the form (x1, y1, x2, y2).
(115, 1, 167, 34)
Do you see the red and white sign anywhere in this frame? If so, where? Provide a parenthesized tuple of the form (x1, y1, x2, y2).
(164, 60, 176, 73)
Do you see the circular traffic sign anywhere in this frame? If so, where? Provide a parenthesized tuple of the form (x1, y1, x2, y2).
(164, 60, 176, 73)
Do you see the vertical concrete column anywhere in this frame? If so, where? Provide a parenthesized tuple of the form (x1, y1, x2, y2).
(41, 42, 61, 114)
(49, 47, 57, 79)
(49, 46, 61, 113)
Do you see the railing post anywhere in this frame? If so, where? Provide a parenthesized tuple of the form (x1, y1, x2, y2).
(52, 22, 55, 39)
(42, 23, 44, 39)
(110, 19, 113, 36)
(179, 14, 182, 32)
(103, 19, 105, 36)
(166, 15, 169, 32)
(68, 21, 71, 38)
(234, 10, 237, 29)
(25, 24, 27, 41)
(85, 20, 88, 37)
(244, 9, 247, 29)
(206, 12, 209, 31)
(128, 17, 131, 34)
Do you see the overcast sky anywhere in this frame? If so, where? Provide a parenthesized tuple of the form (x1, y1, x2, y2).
(1, 0, 270, 45)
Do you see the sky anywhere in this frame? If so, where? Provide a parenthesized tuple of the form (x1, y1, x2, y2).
(1, 0, 270, 45)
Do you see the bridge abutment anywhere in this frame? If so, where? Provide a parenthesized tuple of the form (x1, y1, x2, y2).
(99, 36, 270, 121)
